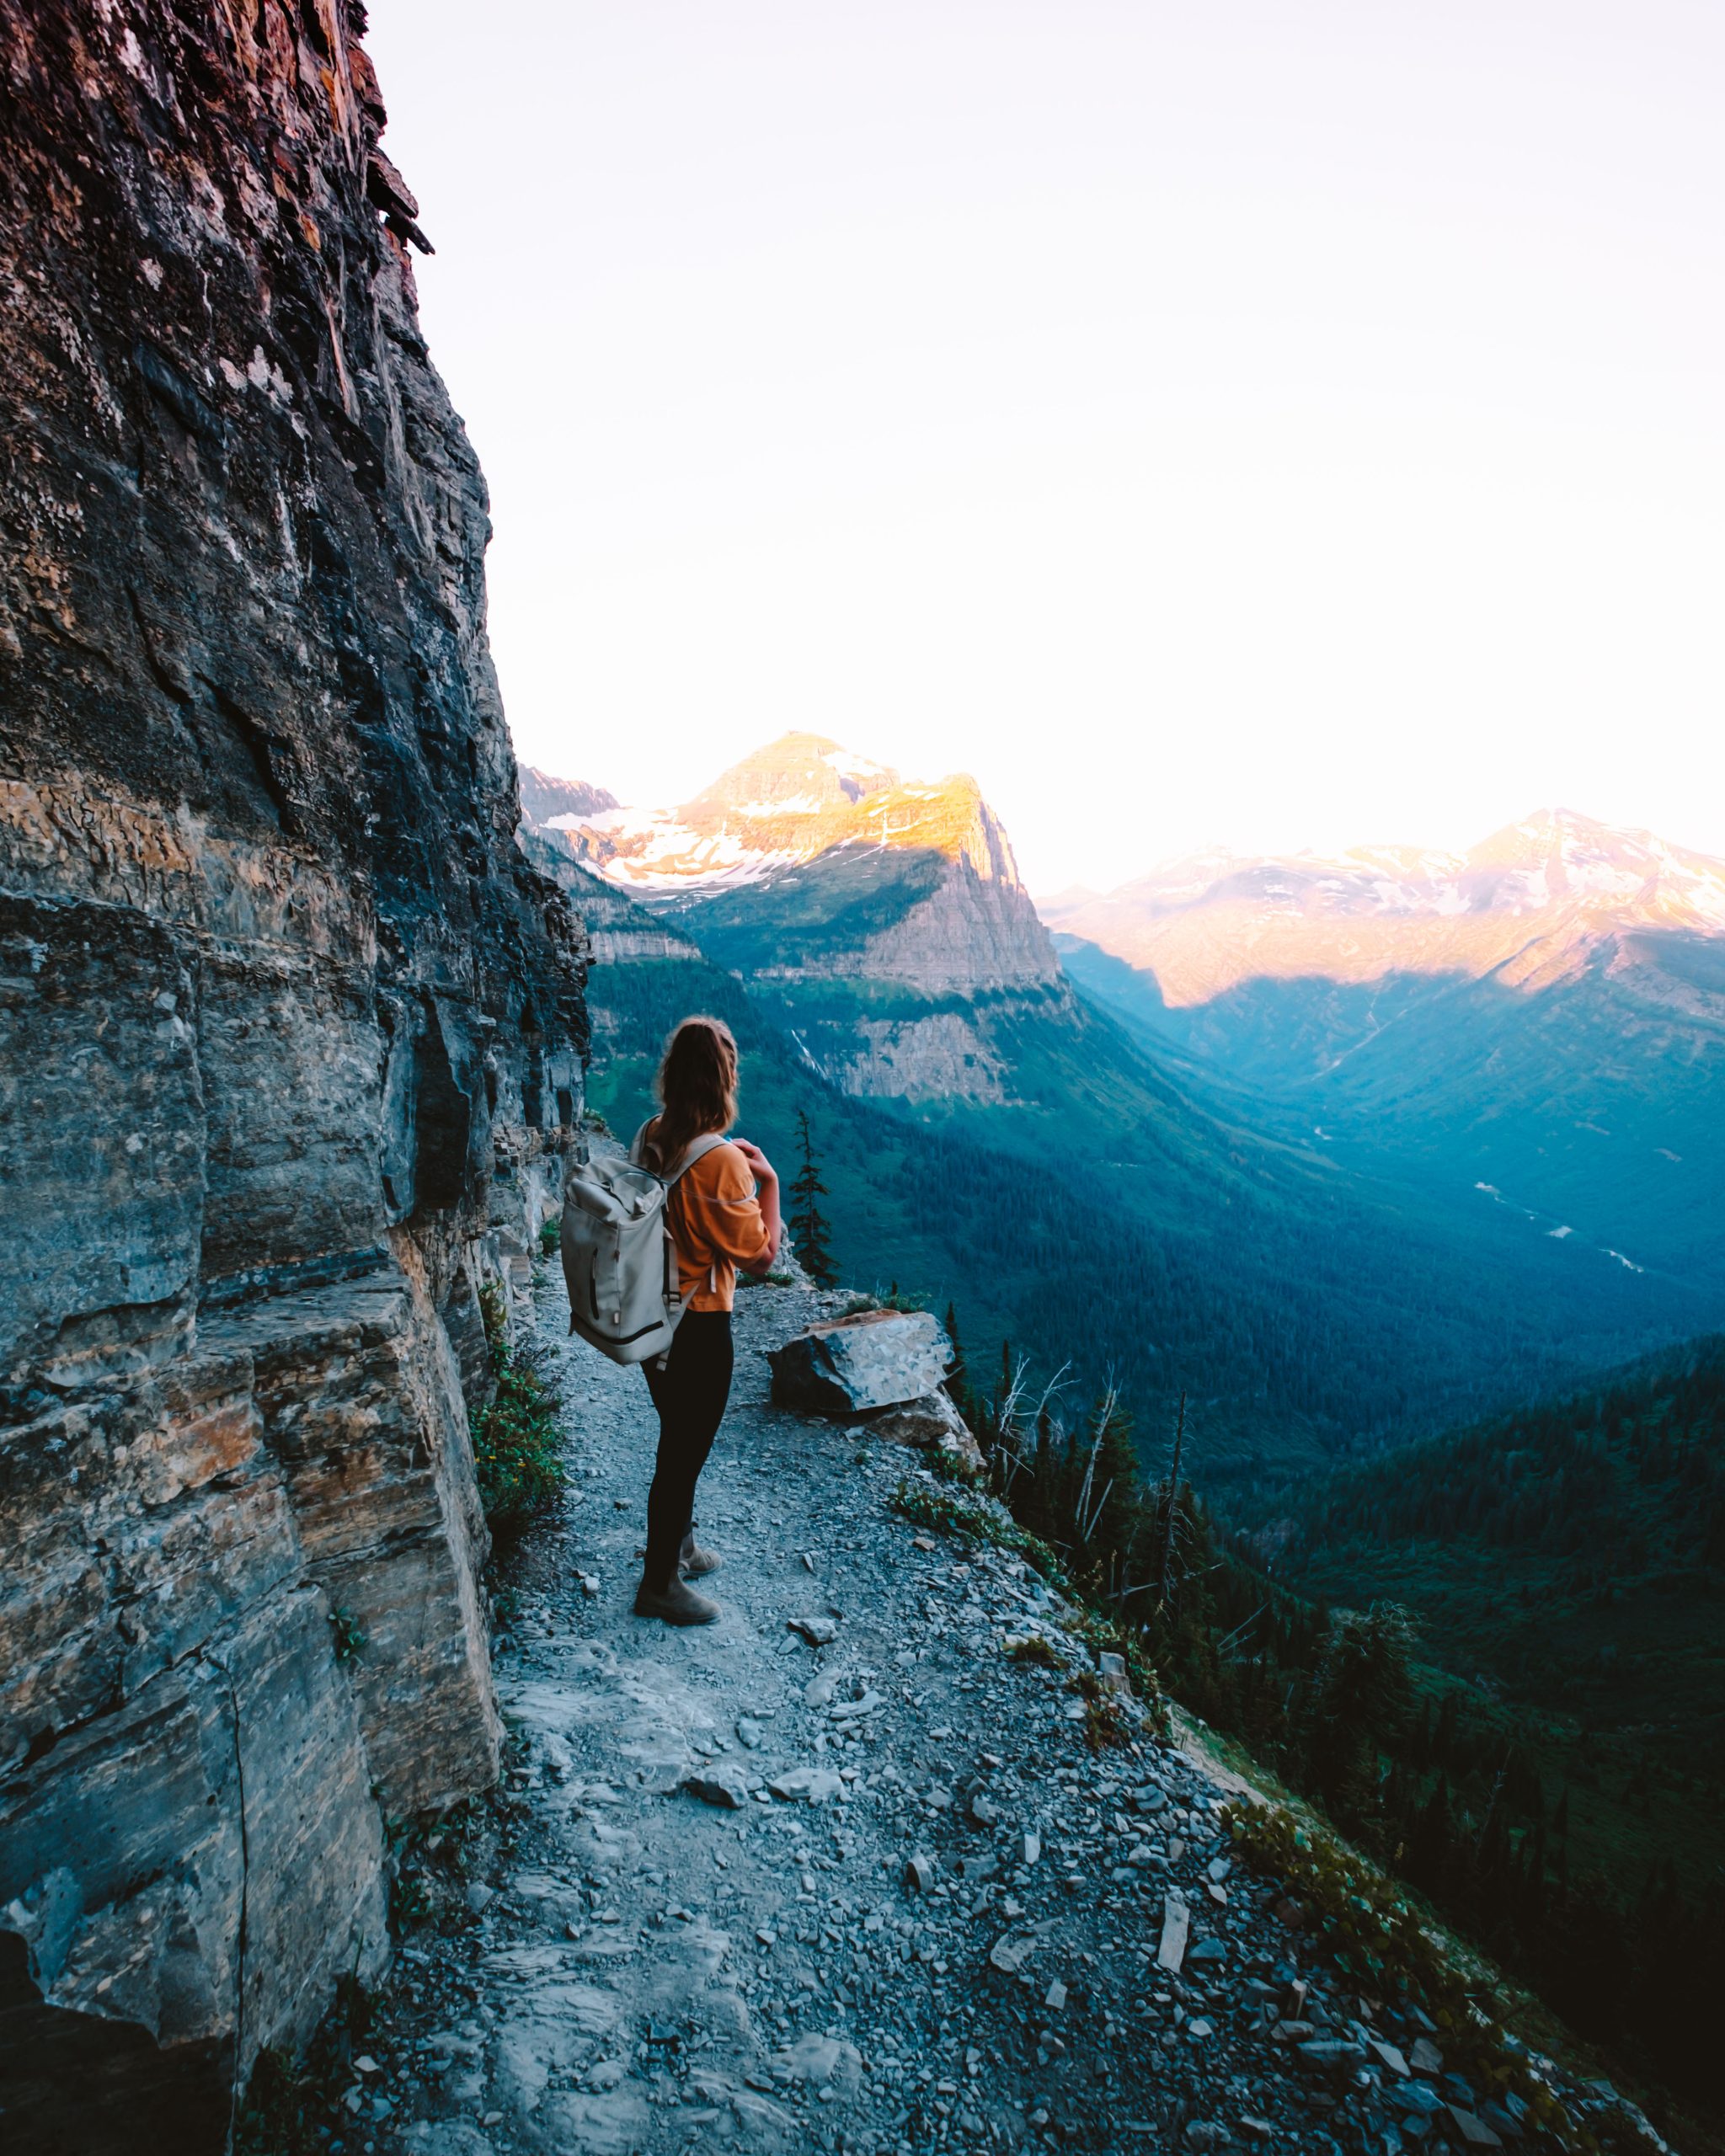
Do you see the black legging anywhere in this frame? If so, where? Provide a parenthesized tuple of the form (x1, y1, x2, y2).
(641, 1310, 734, 1592)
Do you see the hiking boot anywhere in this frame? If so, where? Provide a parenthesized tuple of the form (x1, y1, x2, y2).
(680, 1529, 721, 1579)
(633, 1575, 720, 1626)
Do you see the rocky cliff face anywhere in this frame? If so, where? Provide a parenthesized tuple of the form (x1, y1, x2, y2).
(519, 831, 708, 974)
(0, 4, 586, 2145)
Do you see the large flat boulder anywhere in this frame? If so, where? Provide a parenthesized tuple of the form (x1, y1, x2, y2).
(767, 1310, 952, 1415)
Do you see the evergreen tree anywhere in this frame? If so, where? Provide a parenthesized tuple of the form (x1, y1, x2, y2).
(787, 1109, 837, 1286)
(1300, 1603, 1417, 1842)
(944, 1301, 967, 1403)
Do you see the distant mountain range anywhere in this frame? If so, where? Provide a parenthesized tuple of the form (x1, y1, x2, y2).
(1047, 808, 1725, 1293)
(520, 743, 1724, 1483)
(1044, 808, 1725, 1018)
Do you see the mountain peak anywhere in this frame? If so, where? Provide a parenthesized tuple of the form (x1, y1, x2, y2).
(522, 735, 1023, 895)
(1460, 807, 1725, 921)
(517, 765, 619, 830)
(686, 732, 900, 818)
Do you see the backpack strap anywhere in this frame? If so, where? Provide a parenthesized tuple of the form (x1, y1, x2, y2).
(665, 1132, 733, 1187)
(630, 1120, 734, 1186)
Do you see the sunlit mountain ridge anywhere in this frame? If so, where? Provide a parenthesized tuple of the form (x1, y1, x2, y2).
(560, 730, 1022, 896)
(1044, 806, 1725, 1011)
(525, 732, 1065, 1089)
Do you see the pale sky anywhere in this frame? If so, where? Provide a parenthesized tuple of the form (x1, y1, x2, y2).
(366, 0, 1725, 894)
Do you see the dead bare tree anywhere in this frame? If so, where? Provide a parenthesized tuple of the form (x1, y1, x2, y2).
(1080, 1478, 1115, 1548)
(1073, 1380, 1119, 1543)
(990, 1353, 1070, 1496)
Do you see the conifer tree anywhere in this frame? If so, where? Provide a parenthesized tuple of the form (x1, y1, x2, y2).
(943, 1300, 984, 1434)
(787, 1108, 836, 1287)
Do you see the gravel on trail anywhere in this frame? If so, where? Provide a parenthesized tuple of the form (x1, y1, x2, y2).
(358, 1273, 1482, 2156)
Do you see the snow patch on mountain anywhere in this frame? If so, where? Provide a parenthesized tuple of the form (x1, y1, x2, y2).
(518, 733, 1030, 900)
(1052, 808, 1725, 1011)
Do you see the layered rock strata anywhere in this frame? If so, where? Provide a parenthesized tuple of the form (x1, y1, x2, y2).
(0, 3, 586, 2146)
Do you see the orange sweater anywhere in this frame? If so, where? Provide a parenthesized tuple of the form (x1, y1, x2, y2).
(665, 1141, 772, 1312)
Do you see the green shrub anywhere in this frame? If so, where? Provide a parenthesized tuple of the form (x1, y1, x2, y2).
(891, 1477, 1065, 1583)
(472, 1283, 565, 1529)
(1065, 1668, 1133, 1750)
(235, 2046, 320, 2156)
(538, 1214, 561, 1257)
(389, 1868, 434, 1933)
(841, 1283, 922, 1316)
(234, 1974, 374, 2156)
(926, 1437, 986, 1489)
(328, 1605, 366, 1663)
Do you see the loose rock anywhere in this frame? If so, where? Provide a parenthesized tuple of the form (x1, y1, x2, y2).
(866, 1389, 985, 1470)
(682, 1769, 750, 1810)
(1157, 1892, 1191, 1973)
(766, 1310, 953, 1414)
(331, 1275, 1618, 2156)
(768, 1766, 845, 1806)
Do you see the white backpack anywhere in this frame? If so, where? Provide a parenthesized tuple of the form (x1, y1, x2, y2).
(559, 1130, 731, 1365)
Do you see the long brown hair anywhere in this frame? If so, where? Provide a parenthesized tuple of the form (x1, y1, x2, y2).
(640, 1016, 740, 1175)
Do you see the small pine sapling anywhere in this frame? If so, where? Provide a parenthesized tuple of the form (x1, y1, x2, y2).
(788, 1107, 838, 1287)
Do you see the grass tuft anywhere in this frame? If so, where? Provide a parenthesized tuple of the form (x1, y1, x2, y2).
(891, 1477, 1065, 1582)
(841, 1285, 922, 1316)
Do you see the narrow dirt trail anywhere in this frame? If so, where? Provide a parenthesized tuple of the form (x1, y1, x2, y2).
(366, 1271, 1416, 2156)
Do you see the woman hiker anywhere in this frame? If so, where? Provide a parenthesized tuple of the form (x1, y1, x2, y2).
(632, 1016, 782, 1625)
